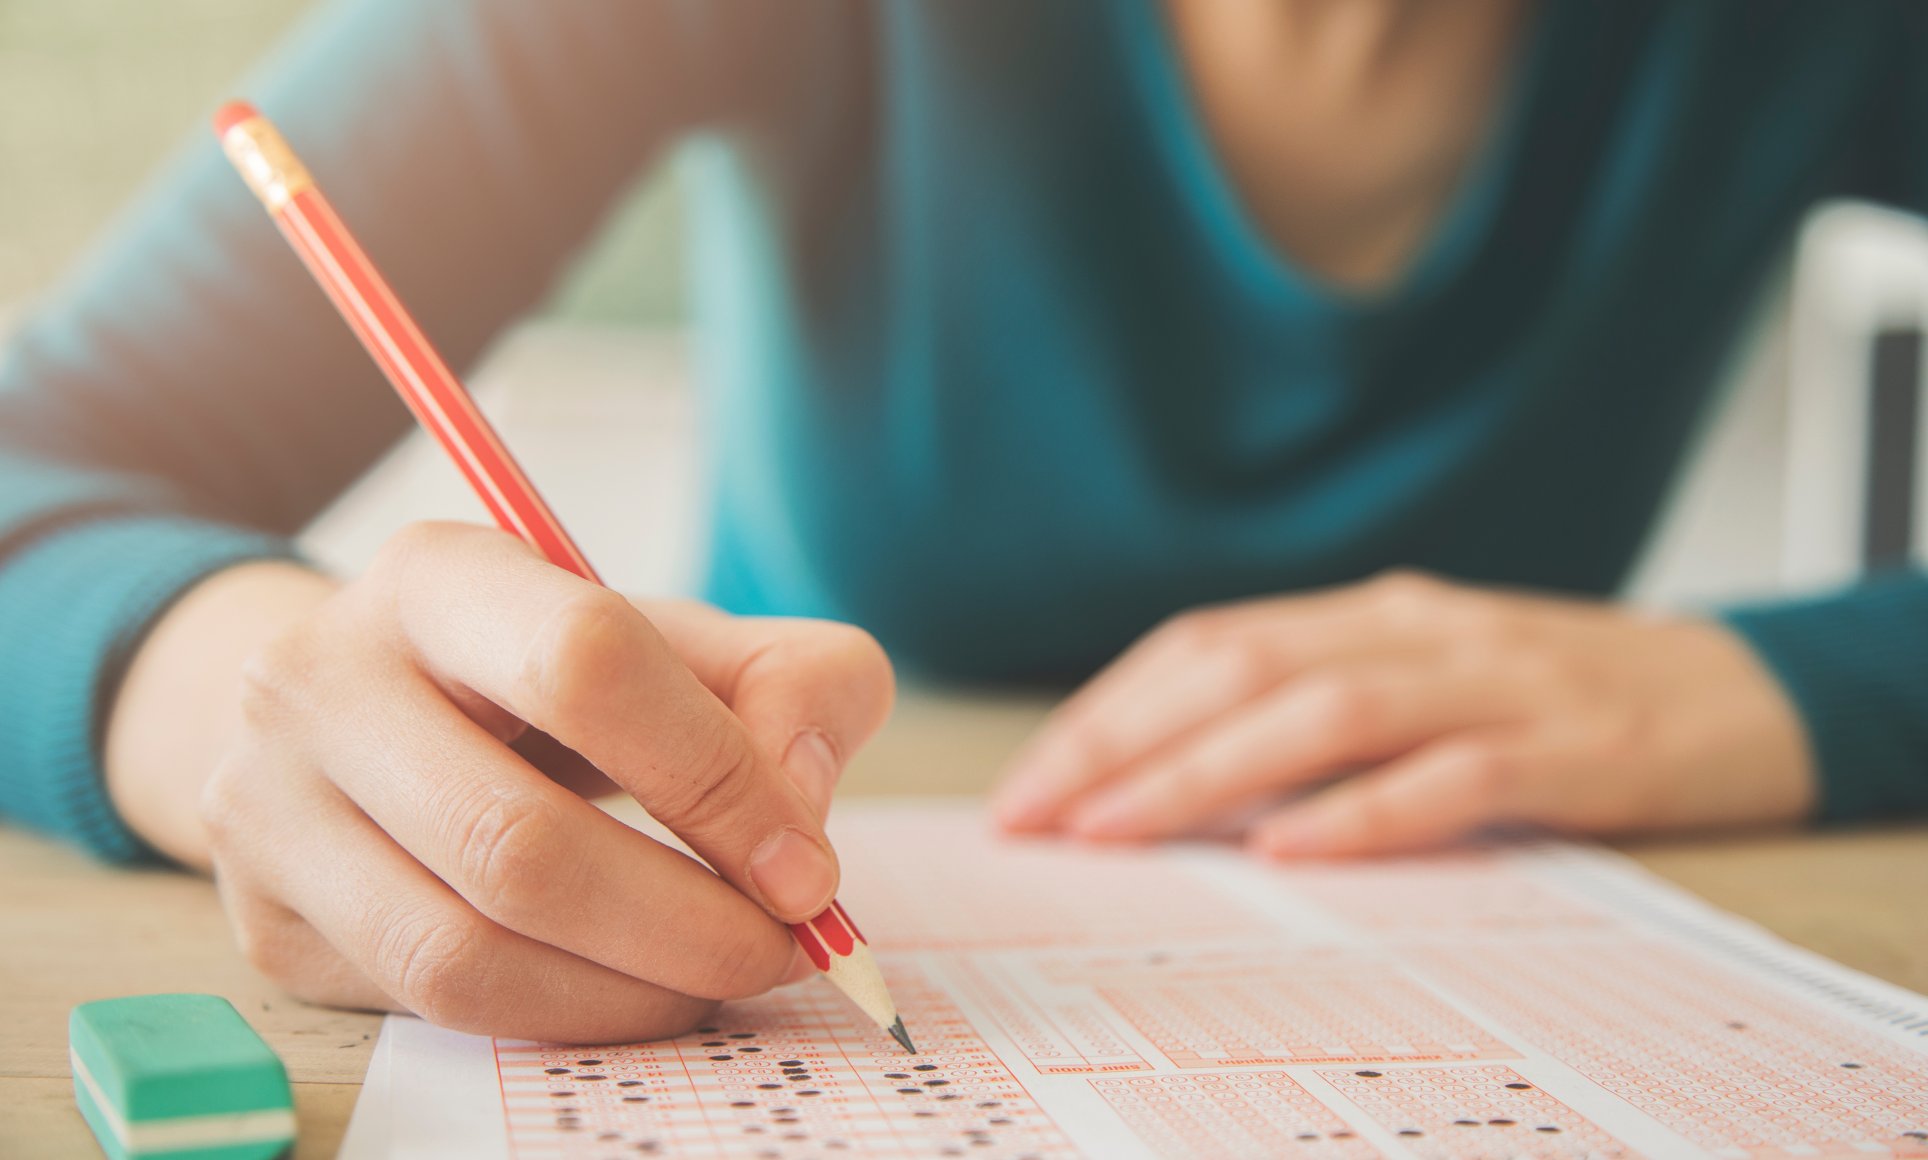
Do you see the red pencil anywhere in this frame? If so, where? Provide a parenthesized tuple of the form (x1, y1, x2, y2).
(213, 101, 913, 1055)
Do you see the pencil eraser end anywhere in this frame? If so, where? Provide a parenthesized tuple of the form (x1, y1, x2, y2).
(70, 994, 295, 1160)
(211, 100, 260, 139)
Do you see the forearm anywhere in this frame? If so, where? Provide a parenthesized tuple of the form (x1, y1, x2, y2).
(104, 561, 336, 870)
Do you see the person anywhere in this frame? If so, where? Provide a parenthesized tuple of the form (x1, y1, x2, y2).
(2, 0, 1923, 1043)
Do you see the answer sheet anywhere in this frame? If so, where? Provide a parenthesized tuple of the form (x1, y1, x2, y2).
(339, 800, 1928, 1159)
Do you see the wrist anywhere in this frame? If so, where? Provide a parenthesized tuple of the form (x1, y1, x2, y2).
(1662, 616, 1816, 829)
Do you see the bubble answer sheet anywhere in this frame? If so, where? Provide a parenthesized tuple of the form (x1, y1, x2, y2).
(337, 799, 1928, 1160)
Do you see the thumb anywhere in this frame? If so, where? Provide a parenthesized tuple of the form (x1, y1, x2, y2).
(637, 602, 896, 821)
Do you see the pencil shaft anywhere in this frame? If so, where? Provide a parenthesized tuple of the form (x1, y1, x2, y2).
(281, 194, 598, 582)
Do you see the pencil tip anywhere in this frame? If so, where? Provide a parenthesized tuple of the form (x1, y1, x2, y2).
(889, 1016, 917, 1055)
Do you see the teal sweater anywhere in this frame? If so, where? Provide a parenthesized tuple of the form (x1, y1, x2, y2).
(2, 1, 1925, 861)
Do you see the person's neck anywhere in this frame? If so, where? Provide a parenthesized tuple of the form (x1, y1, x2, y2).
(1161, 0, 1529, 290)
(1205, 0, 1447, 96)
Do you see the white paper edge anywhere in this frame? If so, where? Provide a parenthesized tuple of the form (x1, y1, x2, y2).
(334, 1015, 395, 1159)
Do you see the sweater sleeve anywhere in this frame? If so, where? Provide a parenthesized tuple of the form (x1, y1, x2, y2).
(1723, 571, 1928, 823)
(0, 0, 708, 860)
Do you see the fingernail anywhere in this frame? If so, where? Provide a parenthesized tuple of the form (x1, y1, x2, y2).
(783, 730, 840, 819)
(748, 826, 839, 921)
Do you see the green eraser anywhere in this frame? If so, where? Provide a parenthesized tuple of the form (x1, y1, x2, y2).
(69, 994, 295, 1160)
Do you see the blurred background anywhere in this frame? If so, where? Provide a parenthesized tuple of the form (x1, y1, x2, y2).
(3, 0, 1924, 606)
(0, 0, 686, 326)
(0, 0, 709, 592)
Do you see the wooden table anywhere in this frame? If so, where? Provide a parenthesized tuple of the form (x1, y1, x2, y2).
(3, 689, 1925, 1159)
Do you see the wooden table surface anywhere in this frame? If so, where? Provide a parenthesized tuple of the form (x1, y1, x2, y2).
(3, 690, 1924, 1159)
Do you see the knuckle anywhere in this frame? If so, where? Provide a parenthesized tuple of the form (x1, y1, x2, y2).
(452, 787, 565, 920)
(196, 765, 248, 849)
(235, 633, 314, 733)
(1208, 633, 1273, 695)
(1302, 677, 1379, 744)
(370, 522, 526, 628)
(651, 720, 761, 832)
(1368, 569, 1445, 621)
(1155, 608, 1228, 654)
(1153, 610, 1277, 691)
(524, 589, 648, 733)
(376, 906, 491, 1029)
(371, 520, 465, 576)
(1371, 567, 1440, 599)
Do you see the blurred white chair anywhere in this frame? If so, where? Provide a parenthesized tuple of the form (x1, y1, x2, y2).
(300, 324, 708, 595)
(1629, 201, 1928, 609)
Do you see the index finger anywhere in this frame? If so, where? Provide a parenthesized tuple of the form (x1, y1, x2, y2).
(316, 669, 801, 1000)
(377, 523, 839, 923)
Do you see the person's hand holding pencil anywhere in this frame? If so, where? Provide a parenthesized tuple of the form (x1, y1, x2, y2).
(103, 105, 899, 1046)
(156, 534, 894, 1044)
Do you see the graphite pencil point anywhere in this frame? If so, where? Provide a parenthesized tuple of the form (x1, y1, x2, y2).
(889, 1017, 918, 1055)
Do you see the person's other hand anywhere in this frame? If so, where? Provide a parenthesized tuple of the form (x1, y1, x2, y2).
(991, 572, 1812, 857)
(195, 522, 892, 1042)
